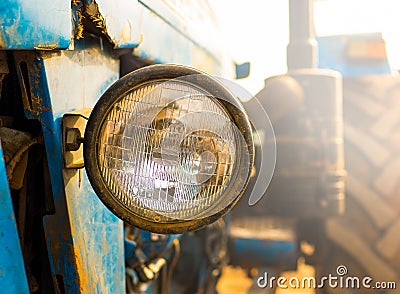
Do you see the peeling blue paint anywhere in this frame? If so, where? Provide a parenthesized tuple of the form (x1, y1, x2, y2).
(14, 51, 81, 292)
(0, 0, 71, 49)
(0, 143, 30, 293)
(14, 48, 124, 293)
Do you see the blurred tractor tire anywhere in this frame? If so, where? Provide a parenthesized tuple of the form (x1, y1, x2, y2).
(322, 75, 400, 293)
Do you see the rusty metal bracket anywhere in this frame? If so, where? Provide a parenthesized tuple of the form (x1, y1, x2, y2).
(0, 127, 40, 190)
(62, 108, 92, 169)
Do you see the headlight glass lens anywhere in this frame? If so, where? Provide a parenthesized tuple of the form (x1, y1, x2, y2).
(97, 80, 246, 222)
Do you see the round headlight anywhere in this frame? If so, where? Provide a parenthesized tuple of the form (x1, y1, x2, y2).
(84, 64, 254, 233)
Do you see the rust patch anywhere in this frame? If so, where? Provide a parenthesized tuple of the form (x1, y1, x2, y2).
(72, 0, 119, 47)
(14, 52, 55, 133)
(72, 245, 88, 293)
(34, 44, 58, 50)
(73, 0, 85, 40)
(75, 22, 84, 40)
(72, 0, 80, 5)
(84, 1, 117, 47)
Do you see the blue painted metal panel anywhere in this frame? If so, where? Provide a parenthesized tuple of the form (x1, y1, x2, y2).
(317, 33, 391, 77)
(43, 39, 121, 115)
(0, 143, 29, 293)
(14, 44, 124, 293)
(14, 51, 81, 292)
(0, 0, 71, 49)
(137, 1, 223, 68)
(230, 238, 296, 267)
(0, 0, 232, 75)
(64, 169, 124, 293)
(91, 0, 232, 76)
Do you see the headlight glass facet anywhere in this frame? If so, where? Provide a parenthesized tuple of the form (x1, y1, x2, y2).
(98, 81, 242, 222)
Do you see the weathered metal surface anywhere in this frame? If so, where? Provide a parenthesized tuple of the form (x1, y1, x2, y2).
(88, 0, 232, 76)
(14, 43, 124, 293)
(0, 0, 232, 76)
(81, 0, 142, 48)
(0, 142, 30, 293)
(42, 42, 120, 115)
(137, 0, 230, 75)
(15, 51, 81, 292)
(0, 0, 71, 49)
(63, 169, 124, 293)
(134, 5, 220, 75)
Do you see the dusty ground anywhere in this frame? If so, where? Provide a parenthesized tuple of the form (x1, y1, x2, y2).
(217, 259, 315, 294)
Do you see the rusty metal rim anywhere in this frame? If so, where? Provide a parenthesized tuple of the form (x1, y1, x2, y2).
(84, 64, 254, 234)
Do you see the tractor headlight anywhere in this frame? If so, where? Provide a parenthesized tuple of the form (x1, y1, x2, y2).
(84, 64, 253, 233)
